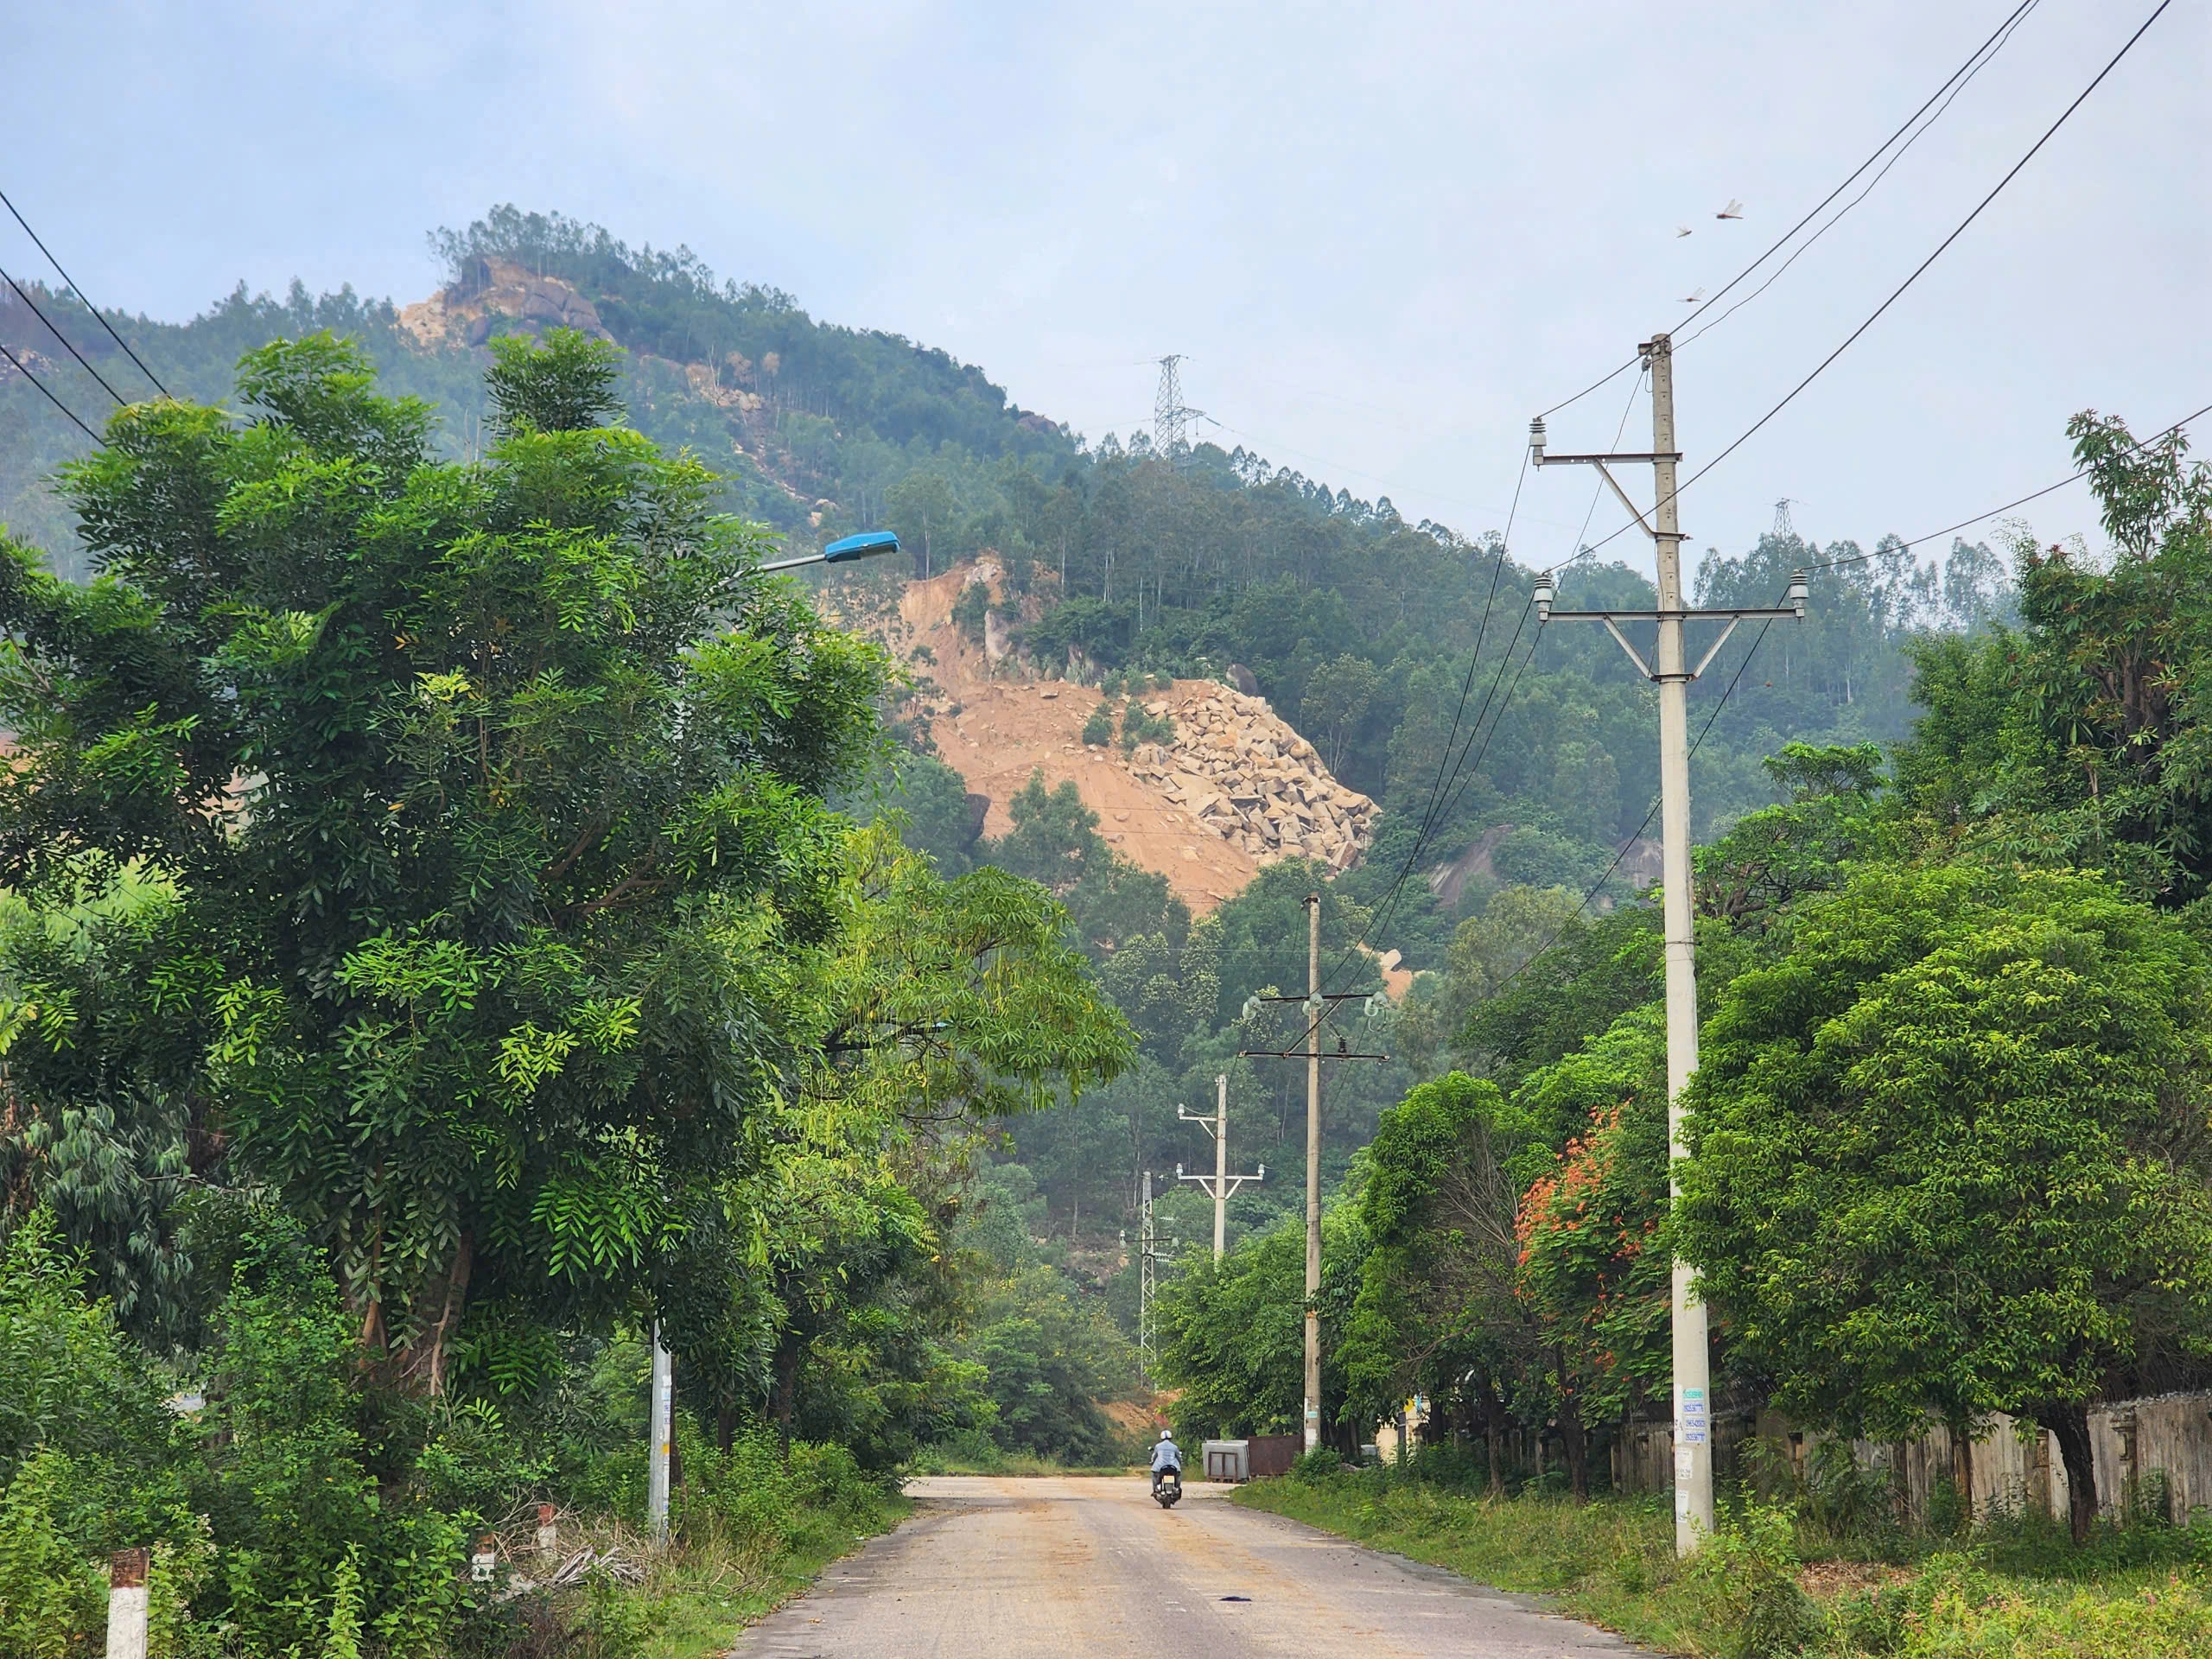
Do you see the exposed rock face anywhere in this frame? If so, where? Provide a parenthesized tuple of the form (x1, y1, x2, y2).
(1123, 684, 1377, 871)
(397, 257, 613, 349)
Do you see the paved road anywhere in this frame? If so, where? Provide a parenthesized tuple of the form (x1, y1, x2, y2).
(730, 1476, 1637, 1657)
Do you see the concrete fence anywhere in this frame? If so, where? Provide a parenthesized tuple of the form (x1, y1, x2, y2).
(1612, 1391, 2212, 1524)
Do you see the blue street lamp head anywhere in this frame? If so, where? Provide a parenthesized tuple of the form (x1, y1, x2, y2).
(823, 530, 901, 563)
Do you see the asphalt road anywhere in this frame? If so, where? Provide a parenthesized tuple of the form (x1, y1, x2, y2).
(729, 1475, 1638, 1657)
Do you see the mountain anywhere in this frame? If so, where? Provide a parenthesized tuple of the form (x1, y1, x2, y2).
(0, 204, 2012, 976)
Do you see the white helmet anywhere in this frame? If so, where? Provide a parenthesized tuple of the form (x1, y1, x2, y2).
(1160, 1429, 1173, 1440)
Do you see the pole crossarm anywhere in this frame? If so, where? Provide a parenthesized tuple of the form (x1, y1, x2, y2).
(1178, 1172, 1263, 1200)
(1236, 1048, 1390, 1061)
(1537, 580, 1806, 684)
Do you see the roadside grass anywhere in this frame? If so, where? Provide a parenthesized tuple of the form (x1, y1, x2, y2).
(1232, 1465, 2212, 1657)
(641, 1490, 912, 1659)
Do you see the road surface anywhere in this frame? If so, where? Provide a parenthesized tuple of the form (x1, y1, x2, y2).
(730, 1475, 1637, 1657)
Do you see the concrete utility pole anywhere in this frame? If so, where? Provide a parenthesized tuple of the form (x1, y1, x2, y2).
(1237, 902, 1389, 1457)
(1530, 334, 1806, 1556)
(647, 1321, 674, 1546)
(1179, 1073, 1266, 1261)
(1302, 895, 1323, 1451)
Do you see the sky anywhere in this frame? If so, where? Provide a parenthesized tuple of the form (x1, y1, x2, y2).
(9, 0, 2208, 575)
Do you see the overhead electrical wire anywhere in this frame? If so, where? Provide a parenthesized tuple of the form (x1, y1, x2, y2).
(1322, 370, 1649, 995)
(0, 184, 169, 398)
(1540, 0, 2044, 423)
(1485, 607, 1783, 1000)
(1656, 0, 2174, 527)
(1673, 1, 2042, 353)
(1, 264, 128, 406)
(1484, 391, 2212, 992)
(0, 338, 105, 443)
(1810, 397, 2212, 572)
(1338, 3, 2166, 1001)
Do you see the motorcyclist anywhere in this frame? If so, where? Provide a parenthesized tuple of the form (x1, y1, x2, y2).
(1150, 1429, 1182, 1491)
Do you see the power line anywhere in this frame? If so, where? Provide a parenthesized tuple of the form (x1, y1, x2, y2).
(1674, 1, 2038, 353)
(1812, 397, 2212, 572)
(0, 338, 105, 444)
(1570, 0, 2171, 574)
(1485, 610, 1781, 999)
(1, 264, 128, 406)
(1327, 370, 1646, 988)
(1540, 0, 2044, 422)
(1669, 0, 2044, 347)
(1671, 0, 2172, 505)
(1322, 461, 1533, 987)
(0, 185, 168, 398)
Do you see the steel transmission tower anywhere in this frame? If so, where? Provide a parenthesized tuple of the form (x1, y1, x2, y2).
(1773, 498, 1797, 541)
(1153, 355, 1203, 452)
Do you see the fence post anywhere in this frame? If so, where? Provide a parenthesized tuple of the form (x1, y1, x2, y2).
(106, 1548, 149, 1659)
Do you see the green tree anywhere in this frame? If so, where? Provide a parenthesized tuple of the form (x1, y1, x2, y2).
(1154, 1201, 1369, 1453)
(0, 329, 889, 1391)
(1339, 1073, 1536, 1491)
(1678, 865, 2212, 1540)
(1300, 653, 1377, 775)
(982, 772, 1187, 956)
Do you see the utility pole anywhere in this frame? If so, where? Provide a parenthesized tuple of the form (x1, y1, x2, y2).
(1238, 899, 1387, 1456)
(647, 1322, 673, 1546)
(1302, 894, 1321, 1453)
(1178, 1073, 1266, 1260)
(1530, 334, 1806, 1555)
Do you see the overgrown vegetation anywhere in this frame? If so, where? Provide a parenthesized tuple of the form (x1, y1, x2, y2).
(1239, 1458, 2212, 1658)
(0, 329, 1134, 1651)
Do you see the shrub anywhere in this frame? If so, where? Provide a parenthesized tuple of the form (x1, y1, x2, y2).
(0, 1452, 106, 1658)
(1082, 703, 1116, 747)
(1688, 1501, 1819, 1659)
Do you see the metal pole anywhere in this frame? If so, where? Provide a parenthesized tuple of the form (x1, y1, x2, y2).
(1649, 335, 1714, 1554)
(647, 1321, 673, 1546)
(1213, 1072, 1229, 1262)
(1303, 892, 1322, 1454)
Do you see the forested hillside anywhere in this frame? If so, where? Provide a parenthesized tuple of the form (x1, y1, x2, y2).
(16, 200, 2191, 1656)
(0, 204, 2029, 1270)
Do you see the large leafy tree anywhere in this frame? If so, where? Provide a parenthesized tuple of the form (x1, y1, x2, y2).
(1894, 412, 2212, 902)
(1338, 1071, 1536, 1490)
(0, 328, 889, 1390)
(1677, 864, 2212, 1539)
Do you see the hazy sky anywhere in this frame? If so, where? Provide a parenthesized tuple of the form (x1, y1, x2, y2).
(11, 1, 2207, 573)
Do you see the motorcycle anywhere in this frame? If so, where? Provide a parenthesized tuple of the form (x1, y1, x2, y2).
(1152, 1465, 1183, 1509)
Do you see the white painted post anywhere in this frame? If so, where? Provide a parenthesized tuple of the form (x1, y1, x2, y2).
(105, 1549, 149, 1659)
(648, 1322, 674, 1546)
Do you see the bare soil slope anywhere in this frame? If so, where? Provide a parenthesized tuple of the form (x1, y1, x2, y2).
(850, 562, 1377, 915)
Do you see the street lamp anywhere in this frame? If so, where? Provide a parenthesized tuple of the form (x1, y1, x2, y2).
(757, 528, 903, 574)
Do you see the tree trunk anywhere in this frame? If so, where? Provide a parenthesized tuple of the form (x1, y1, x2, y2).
(1948, 1427, 1975, 1528)
(391, 1231, 472, 1397)
(772, 1344, 800, 1462)
(1484, 1420, 1503, 1497)
(716, 1408, 736, 1457)
(1554, 1350, 1591, 1502)
(2037, 1402, 2100, 1544)
(1560, 1411, 1591, 1503)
